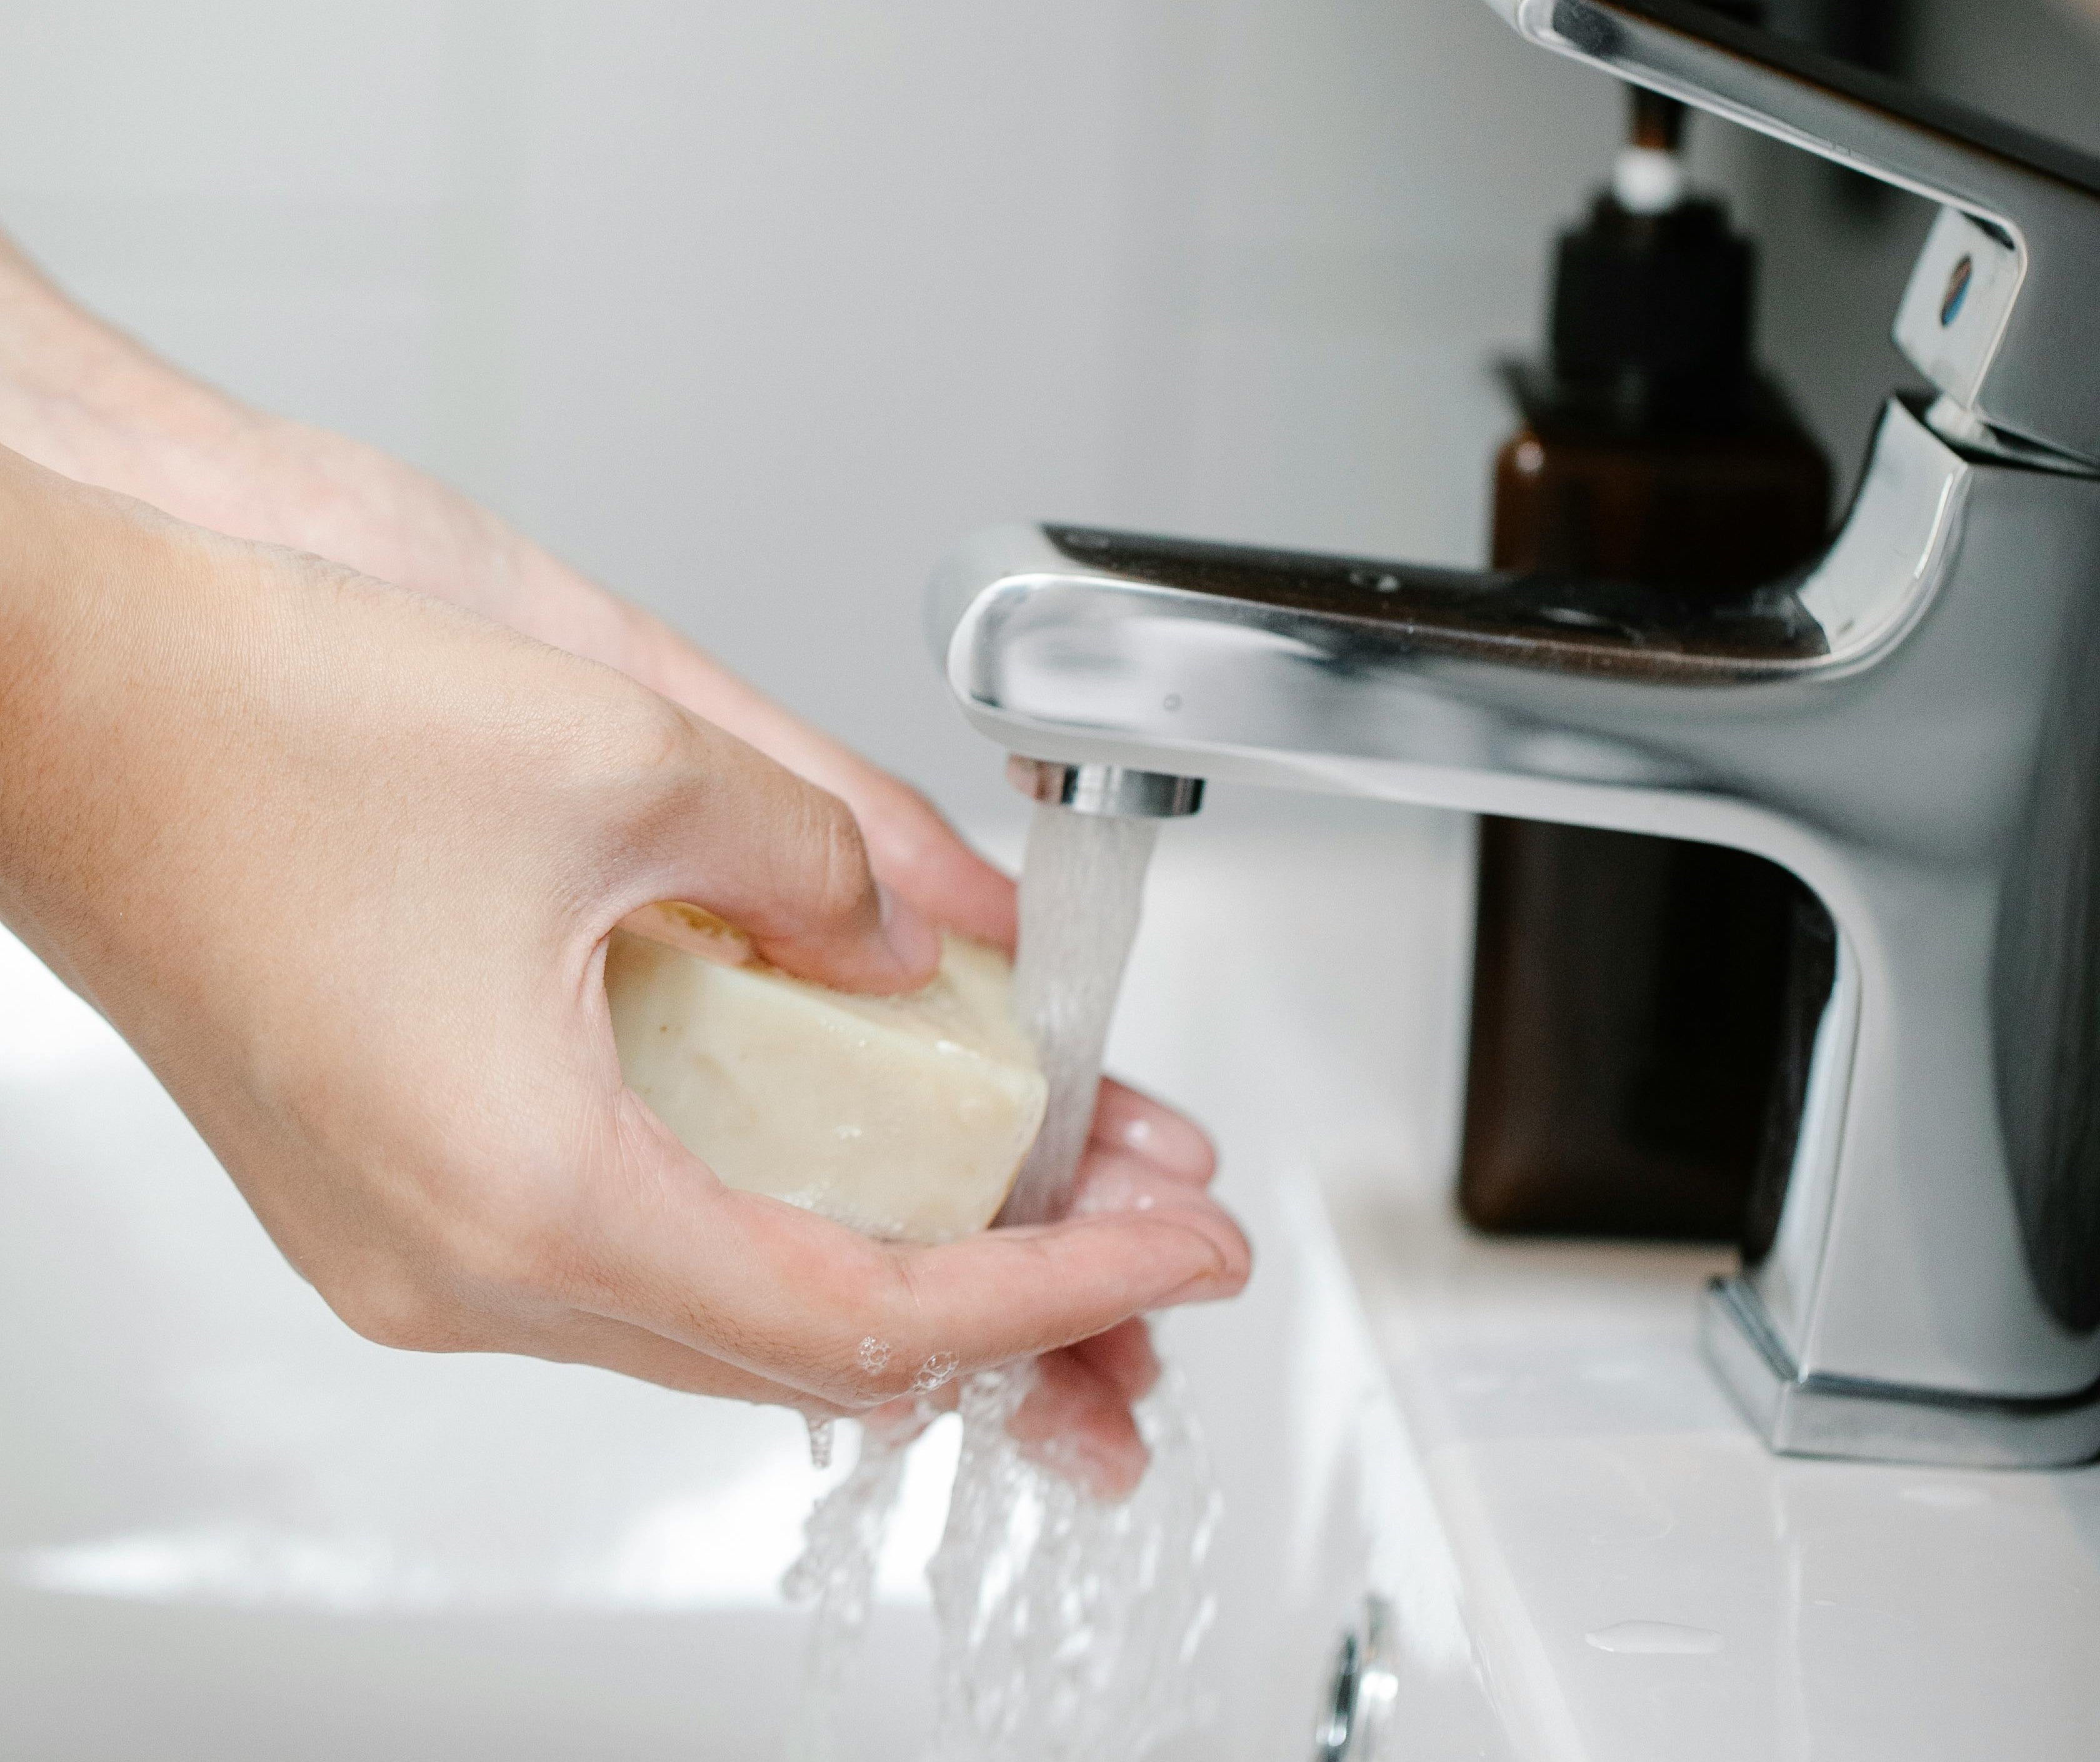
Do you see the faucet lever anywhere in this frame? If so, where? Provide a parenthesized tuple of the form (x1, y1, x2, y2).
(1489, 0, 2100, 465)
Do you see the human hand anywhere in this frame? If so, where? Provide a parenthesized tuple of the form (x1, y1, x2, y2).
(219, 448, 1221, 1493)
(0, 236, 1231, 1493)
(0, 449, 1246, 1500)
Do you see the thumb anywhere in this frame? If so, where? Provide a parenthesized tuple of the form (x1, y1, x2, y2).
(621, 709, 941, 993)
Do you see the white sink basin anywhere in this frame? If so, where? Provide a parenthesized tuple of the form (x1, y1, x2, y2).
(0, 798, 1494, 1758)
(6, 793, 2094, 1758)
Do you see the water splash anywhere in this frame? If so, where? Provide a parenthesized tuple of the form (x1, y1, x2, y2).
(779, 1420, 918, 1761)
(921, 802, 1221, 1760)
(780, 802, 1220, 1761)
(926, 1365, 1221, 1761)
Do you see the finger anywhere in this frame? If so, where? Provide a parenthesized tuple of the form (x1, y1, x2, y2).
(861, 1391, 947, 1441)
(864, 1317, 1158, 1436)
(584, 1094, 1249, 1408)
(1009, 1349, 1149, 1500)
(1066, 1317, 1162, 1405)
(1089, 1079, 1217, 1185)
(786, 759, 1014, 951)
(624, 620, 1018, 948)
(1064, 1147, 1247, 1248)
(629, 715, 941, 993)
(536, 1240, 1155, 1495)
(850, 776, 1017, 952)
(516, 1305, 858, 1416)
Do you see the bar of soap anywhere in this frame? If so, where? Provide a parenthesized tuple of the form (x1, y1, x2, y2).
(606, 905, 1046, 1243)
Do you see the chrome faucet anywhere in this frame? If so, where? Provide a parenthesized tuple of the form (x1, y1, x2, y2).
(925, 1, 2100, 1469)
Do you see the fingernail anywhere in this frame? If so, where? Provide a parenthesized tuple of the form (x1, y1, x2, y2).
(878, 882, 941, 977)
(1153, 1225, 1248, 1306)
(1109, 1108, 1212, 1179)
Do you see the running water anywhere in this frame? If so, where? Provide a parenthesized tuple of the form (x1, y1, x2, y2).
(781, 800, 1221, 1761)
(924, 1363, 1221, 1761)
(1002, 807, 1159, 1226)
(780, 1416, 921, 1762)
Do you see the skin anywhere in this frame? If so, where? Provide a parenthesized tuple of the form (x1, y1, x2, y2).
(0, 232, 1248, 1498)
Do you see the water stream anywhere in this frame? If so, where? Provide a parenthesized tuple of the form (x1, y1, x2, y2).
(781, 1418, 919, 1762)
(1002, 806, 1160, 1227)
(924, 1363, 1219, 1761)
(783, 801, 1220, 1761)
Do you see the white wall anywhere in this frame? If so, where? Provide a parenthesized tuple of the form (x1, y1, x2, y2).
(3, 2, 2096, 829)
(0, 1, 1621, 828)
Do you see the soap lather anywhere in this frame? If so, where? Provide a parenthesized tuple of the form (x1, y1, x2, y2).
(606, 901, 1048, 1245)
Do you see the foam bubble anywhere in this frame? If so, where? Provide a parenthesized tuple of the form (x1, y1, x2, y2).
(911, 1352, 960, 1395)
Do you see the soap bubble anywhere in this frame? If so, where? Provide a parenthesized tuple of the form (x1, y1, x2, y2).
(911, 1352, 960, 1394)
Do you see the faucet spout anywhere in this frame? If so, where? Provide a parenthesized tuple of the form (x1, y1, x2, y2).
(928, 394, 2100, 1468)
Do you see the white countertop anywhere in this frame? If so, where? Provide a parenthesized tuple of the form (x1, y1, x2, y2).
(1112, 795, 2100, 1761)
(1333, 1190, 2100, 1761)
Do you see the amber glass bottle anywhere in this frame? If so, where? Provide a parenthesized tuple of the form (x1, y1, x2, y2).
(1458, 91, 1834, 1241)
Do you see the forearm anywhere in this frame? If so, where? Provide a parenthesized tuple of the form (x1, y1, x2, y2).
(0, 231, 609, 645)
(0, 233, 260, 493)
(0, 223, 1013, 944)
(0, 231, 819, 722)
(0, 241, 1239, 1483)
(0, 445, 197, 1022)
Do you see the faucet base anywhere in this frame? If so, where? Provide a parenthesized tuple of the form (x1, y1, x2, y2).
(1701, 1277, 2100, 1469)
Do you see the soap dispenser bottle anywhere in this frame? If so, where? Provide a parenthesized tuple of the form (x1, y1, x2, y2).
(1458, 88, 1834, 1240)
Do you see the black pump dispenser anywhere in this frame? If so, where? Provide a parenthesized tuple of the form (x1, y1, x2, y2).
(1457, 86, 1837, 1242)
(1549, 195, 1754, 425)
(1543, 89, 1756, 428)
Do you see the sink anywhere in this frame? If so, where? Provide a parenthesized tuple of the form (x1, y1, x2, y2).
(5, 792, 2091, 1757)
(0, 796, 1497, 1759)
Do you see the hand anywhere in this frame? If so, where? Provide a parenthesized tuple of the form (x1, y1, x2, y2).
(0, 233, 1235, 1493)
(0, 449, 1248, 1501)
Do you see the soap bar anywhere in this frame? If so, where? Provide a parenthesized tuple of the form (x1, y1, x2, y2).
(606, 905, 1046, 1243)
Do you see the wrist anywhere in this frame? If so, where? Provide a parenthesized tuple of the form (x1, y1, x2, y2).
(0, 452, 139, 995)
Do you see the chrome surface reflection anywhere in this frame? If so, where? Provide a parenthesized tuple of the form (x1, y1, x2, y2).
(928, 0, 2100, 1469)
(929, 396, 2100, 1466)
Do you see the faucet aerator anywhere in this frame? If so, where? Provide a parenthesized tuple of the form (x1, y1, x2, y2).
(1006, 757, 1204, 820)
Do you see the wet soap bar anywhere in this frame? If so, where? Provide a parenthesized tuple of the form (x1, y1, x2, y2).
(606, 905, 1046, 1243)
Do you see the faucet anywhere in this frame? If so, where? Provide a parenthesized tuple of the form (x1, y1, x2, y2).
(924, 0, 2100, 1470)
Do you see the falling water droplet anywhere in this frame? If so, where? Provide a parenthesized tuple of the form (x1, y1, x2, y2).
(805, 1415, 836, 1471)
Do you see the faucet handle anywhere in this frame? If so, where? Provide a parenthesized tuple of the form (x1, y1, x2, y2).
(1491, 0, 2100, 465)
